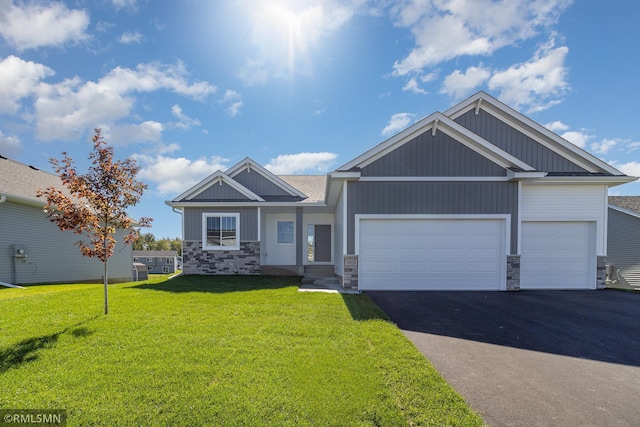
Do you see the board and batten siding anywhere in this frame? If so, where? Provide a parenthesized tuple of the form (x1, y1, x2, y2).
(520, 184, 607, 254)
(361, 129, 507, 177)
(454, 109, 588, 173)
(183, 207, 259, 241)
(346, 181, 518, 254)
(190, 181, 251, 201)
(0, 201, 132, 284)
(607, 208, 640, 287)
(232, 169, 291, 197)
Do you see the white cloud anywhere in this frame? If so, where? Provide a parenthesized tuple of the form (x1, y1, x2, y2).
(0, 129, 21, 157)
(111, 0, 139, 11)
(0, 1, 90, 50)
(440, 65, 491, 100)
(488, 39, 569, 113)
(0, 55, 54, 114)
(134, 155, 230, 195)
(219, 90, 243, 117)
(170, 105, 201, 130)
(382, 112, 414, 137)
(264, 152, 338, 174)
(545, 121, 569, 132)
(560, 130, 591, 149)
(106, 121, 165, 145)
(237, 0, 360, 85)
(391, 0, 572, 76)
(33, 61, 216, 141)
(589, 138, 618, 155)
(119, 31, 143, 44)
(402, 77, 427, 95)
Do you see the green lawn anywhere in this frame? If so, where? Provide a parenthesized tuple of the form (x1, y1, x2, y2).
(0, 275, 484, 426)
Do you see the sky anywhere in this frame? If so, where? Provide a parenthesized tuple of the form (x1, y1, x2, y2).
(1, 0, 639, 239)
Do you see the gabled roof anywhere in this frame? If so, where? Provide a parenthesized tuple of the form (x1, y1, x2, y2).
(0, 156, 68, 206)
(609, 196, 640, 218)
(172, 170, 265, 202)
(337, 112, 535, 172)
(444, 91, 624, 176)
(226, 157, 307, 199)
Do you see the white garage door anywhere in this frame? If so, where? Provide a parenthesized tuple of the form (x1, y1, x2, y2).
(520, 222, 595, 289)
(358, 218, 505, 290)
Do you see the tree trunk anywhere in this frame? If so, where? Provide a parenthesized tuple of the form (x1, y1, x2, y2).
(103, 258, 109, 315)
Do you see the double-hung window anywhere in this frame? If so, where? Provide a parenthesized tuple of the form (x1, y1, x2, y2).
(277, 221, 294, 244)
(202, 213, 240, 250)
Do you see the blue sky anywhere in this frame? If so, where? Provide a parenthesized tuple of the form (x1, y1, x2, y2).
(1, 0, 639, 238)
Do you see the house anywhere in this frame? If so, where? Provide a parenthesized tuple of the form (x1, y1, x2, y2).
(132, 262, 149, 281)
(0, 156, 134, 285)
(167, 91, 636, 291)
(133, 250, 178, 274)
(607, 196, 640, 288)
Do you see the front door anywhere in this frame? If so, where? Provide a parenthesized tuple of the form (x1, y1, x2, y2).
(308, 224, 331, 262)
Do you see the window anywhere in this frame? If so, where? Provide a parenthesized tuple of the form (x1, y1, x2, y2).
(162, 266, 170, 273)
(277, 221, 294, 244)
(166, 258, 173, 264)
(133, 257, 139, 262)
(203, 213, 240, 250)
(147, 258, 152, 262)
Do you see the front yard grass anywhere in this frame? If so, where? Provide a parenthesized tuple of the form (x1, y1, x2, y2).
(0, 275, 483, 426)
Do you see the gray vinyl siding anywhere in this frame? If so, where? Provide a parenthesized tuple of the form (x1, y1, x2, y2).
(346, 181, 518, 253)
(455, 109, 588, 173)
(191, 181, 251, 201)
(362, 130, 506, 177)
(0, 201, 132, 284)
(232, 169, 291, 197)
(607, 208, 640, 287)
(183, 207, 258, 241)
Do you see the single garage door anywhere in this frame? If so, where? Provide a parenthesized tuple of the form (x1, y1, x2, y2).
(358, 218, 505, 290)
(520, 221, 595, 289)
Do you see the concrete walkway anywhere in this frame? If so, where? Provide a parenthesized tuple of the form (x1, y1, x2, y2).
(367, 290, 640, 427)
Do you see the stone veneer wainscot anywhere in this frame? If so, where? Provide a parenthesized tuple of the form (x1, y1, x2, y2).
(182, 241, 260, 275)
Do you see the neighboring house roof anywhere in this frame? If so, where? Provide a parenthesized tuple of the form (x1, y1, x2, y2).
(0, 156, 67, 206)
(133, 250, 178, 258)
(608, 196, 640, 218)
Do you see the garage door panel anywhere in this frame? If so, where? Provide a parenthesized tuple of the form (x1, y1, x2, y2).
(521, 222, 595, 289)
(359, 219, 505, 290)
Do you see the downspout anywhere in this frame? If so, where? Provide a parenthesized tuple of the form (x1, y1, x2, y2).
(0, 195, 26, 288)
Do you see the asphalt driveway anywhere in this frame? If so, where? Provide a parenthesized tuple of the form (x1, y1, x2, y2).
(367, 290, 640, 427)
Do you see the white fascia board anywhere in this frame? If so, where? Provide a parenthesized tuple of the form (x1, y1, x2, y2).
(608, 204, 640, 219)
(359, 176, 510, 182)
(506, 170, 548, 180)
(446, 92, 623, 175)
(527, 176, 638, 187)
(165, 201, 326, 208)
(225, 157, 307, 198)
(328, 171, 361, 179)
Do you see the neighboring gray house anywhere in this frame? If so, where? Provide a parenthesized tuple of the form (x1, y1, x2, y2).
(133, 250, 178, 274)
(167, 92, 636, 291)
(607, 196, 640, 288)
(0, 156, 134, 285)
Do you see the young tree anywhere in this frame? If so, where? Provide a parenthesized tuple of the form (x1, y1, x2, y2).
(37, 129, 152, 315)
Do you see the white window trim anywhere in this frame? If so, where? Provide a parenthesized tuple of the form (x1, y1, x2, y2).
(202, 213, 240, 251)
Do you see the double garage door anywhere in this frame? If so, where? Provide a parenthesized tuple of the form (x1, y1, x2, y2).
(358, 218, 596, 291)
(359, 218, 506, 290)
